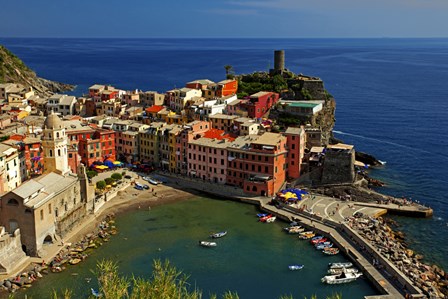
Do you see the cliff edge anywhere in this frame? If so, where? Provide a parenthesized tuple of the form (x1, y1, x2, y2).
(0, 45, 75, 97)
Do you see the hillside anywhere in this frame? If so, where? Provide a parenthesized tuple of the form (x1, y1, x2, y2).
(0, 45, 74, 96)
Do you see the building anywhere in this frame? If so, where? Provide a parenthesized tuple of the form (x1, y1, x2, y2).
(46, 94, 77, 116)
(0, 170, 91, 257)
(185, 79, 215, 91)
(139, 122, 165, 166)
(208, 114, 238, 132)
(226, 132, 287, 196)
(0, 143, 21, 193)
(166, 88, 202, 112)
(278, 100, 324, 116)
(41, 111, 70, 175)
(139, 91, 165, 107)
(242, 91, 279, 119)
(321, 143, 355, 185)
(284, 127, 306, 180)
(5, 134, 44, 178)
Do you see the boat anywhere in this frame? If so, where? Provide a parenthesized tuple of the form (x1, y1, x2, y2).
(265, 216, 276, 223)
(210, 231, 227, 238)
(311, 237, 327, 245)
(323, 247, 340, 255)
(299, 231, 315, 240)
(329, 262, 353, 269)
(284, 226, 304, 234)
(321, 271, 363, 284)
(259, 214, 273, 222)
(315, 242, 333, 250)
(288, 264, 304, 270)
(257, 213, 269, 218)
(328, 267, 359, 275)
(199, 241, 217, 247)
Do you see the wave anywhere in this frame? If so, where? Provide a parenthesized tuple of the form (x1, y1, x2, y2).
(333, 130, 448, 161)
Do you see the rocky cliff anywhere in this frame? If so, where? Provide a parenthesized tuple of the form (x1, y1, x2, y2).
(0, 45, 74, 97)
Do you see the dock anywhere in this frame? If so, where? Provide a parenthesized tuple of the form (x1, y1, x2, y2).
(156, 172, 430, 299)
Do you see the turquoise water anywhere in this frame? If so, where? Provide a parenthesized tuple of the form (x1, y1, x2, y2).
(20, 197, 376, 299)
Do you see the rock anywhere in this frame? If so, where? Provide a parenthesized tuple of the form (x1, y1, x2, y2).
(415, 254, 424, 260)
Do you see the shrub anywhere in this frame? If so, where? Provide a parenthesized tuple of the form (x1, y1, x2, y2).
(86, 170, 98, 179)
(96, 181, 106, 190)
(105, 178, 114, 185)
(111, 173, 122, 180)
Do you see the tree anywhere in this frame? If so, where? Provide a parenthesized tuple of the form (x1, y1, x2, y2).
(96, 181, 106, 190)
(111, 173, 122, 181)
(86, 170, 98, 179)
(224, 65, 234, 78)
(105, 178, 114, 186)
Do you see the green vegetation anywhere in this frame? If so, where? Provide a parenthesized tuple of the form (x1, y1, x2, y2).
(0, 45, 35, 83)
(46, 259, 342, 299)
(86, 170, 98, 179)
(0, 135, 10, 142)
(105, 177, 114, 186)
(300, 88, 313, 100)
(111, 173, 122, 180)
(96, 180, 106, 190)
(224, 65, 234, 79)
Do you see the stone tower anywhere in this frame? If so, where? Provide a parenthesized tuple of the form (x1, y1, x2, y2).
(270, 50, 286, 75)
(42, 111, 70, 175)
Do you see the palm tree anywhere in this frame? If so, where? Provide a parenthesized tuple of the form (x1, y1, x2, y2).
(224, 65, 234, 77)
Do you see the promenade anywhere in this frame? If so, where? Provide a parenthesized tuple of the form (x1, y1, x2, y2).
(156, 171, 430, 299)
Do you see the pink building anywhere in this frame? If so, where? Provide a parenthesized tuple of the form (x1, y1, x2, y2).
(242, 91, 279, 119)
(284, 127, 306, 179)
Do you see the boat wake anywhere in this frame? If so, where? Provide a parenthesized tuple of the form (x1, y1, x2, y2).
(333, 130, 448, 161)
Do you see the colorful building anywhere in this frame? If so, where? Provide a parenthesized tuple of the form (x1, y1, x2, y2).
(242, 91, 279, 119)
(284, 127, 306, 179)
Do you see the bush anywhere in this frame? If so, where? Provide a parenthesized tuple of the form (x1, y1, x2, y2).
(87, 170, 98, 179)
(96, 181, 106, 190)
(122, 171, 126, 176)
(111, 173, 122, 180)
(105, 178, 114, 185)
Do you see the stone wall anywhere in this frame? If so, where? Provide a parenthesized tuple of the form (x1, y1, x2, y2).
(321, 149, 355, 185)
(0, 227, 27, 274)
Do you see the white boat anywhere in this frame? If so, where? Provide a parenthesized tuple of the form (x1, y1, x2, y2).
(265, 216, 276, 223)
(288, 264, 304, 270)
(199, 241, 217, 247)
(284, 226, 304, 234)
(328, 267, 359, 275)
(143, 176, 158, 185)
(210, 231, 227, 238)
(321, 271, 362, 284)
(328, 262, 353, 269)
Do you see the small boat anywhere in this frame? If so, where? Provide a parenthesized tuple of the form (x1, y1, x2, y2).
(323, 248, 340, 255)
(265, 216, 276, 223)
(259, 214, 273, 222)
(290, 221, 300, 227)
(329, 262, 353, 269)
(210, 231, 227, 238)
(91, 288, 102, 297)
(257, 213, 269, 218)
(288, 264, 304, 270)
(143, 177, 158, 185)
(328, 267, 359, 275)
(311, 237, 327, 245)
(321, 271, 362, 284)
(299, 232, 315, 240)
(315, 242, 333, 250)
(284, 226, 304, 234)
(199, 241, 217, 247)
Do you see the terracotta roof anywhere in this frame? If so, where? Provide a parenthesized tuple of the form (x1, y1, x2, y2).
(146, 105, 164, 113)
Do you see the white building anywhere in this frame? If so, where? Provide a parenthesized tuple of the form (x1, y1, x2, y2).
(47, 94, 77, 116)
(0, 143, 21, 193)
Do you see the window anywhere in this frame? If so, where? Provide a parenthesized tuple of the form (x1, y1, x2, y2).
(292, 144, 295, 149)
(49, 204, 52, 214)
(7, 199, 19, 206)
(58, 149, 61, 156)
(49, 150, 53, 157)
(40, 210, 44, 221)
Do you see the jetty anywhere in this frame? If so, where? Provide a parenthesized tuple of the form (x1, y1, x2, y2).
(158, 172, 431, 299)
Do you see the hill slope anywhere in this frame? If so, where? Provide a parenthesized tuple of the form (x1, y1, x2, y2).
(0, 45, 74, 96)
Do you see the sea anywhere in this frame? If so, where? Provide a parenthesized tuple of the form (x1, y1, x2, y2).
(0, 38, 447, 299)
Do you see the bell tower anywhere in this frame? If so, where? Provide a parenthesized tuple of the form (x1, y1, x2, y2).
(42, 110, 70, 175)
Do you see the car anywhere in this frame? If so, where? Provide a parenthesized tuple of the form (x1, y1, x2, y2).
(134, 185, 143, 190)
(143, 184, 149, 190)
(124, 175, 132, 179)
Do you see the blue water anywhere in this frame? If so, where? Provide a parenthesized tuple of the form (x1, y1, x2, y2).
(1, 37, 447, 295)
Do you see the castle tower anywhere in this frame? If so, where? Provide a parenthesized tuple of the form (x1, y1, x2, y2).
(42, 111, 70, 175)
(274, 50, 285, 72)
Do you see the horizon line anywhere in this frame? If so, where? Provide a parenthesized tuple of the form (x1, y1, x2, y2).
(1, 36, 448, 40)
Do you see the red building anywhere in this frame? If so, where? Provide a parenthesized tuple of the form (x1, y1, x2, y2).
(8, 134, 43, 177)
(216, 79, 238, 97)
(226, 132, 287, 197)
(78, 128, 116, 167)
(284, 127, 306, 180)
(242, 91, 279, 119)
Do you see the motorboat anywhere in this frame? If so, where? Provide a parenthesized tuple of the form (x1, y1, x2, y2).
(288, 264, 304, 270)
(210, 231, 227, 238)
(199, 241, 217, 247)
(299, 231, 315, 240)
(311, 237, 328, 245)
(265, 216, 276, 223)
(321, 271, 362, 284)
(284, 226, 304, 234)
(323, 247, 340, 255)
(328, 267, 359, 275)
(315, 242, 333, 250)
(259, 214, 273, 222)
(257, 213, 269, 218)
(329, 262, 353, 269)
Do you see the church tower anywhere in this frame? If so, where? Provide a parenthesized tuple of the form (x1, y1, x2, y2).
(42, 111, 70, 175)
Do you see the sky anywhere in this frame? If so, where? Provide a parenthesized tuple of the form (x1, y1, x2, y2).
(1, 0, 448, 38)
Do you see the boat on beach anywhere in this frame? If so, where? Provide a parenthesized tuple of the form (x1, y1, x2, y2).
(329, 262, 353, 269)
(321, 271, 362, 284)
(210, 231, 227, 238)
(288, 264, 304, 270)
(199, 241, 217, 247)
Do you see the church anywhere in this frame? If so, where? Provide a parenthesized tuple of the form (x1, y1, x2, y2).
(0, 111, 93, 257)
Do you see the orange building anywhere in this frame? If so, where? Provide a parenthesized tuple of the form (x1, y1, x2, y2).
(217, 79, 238, 97)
